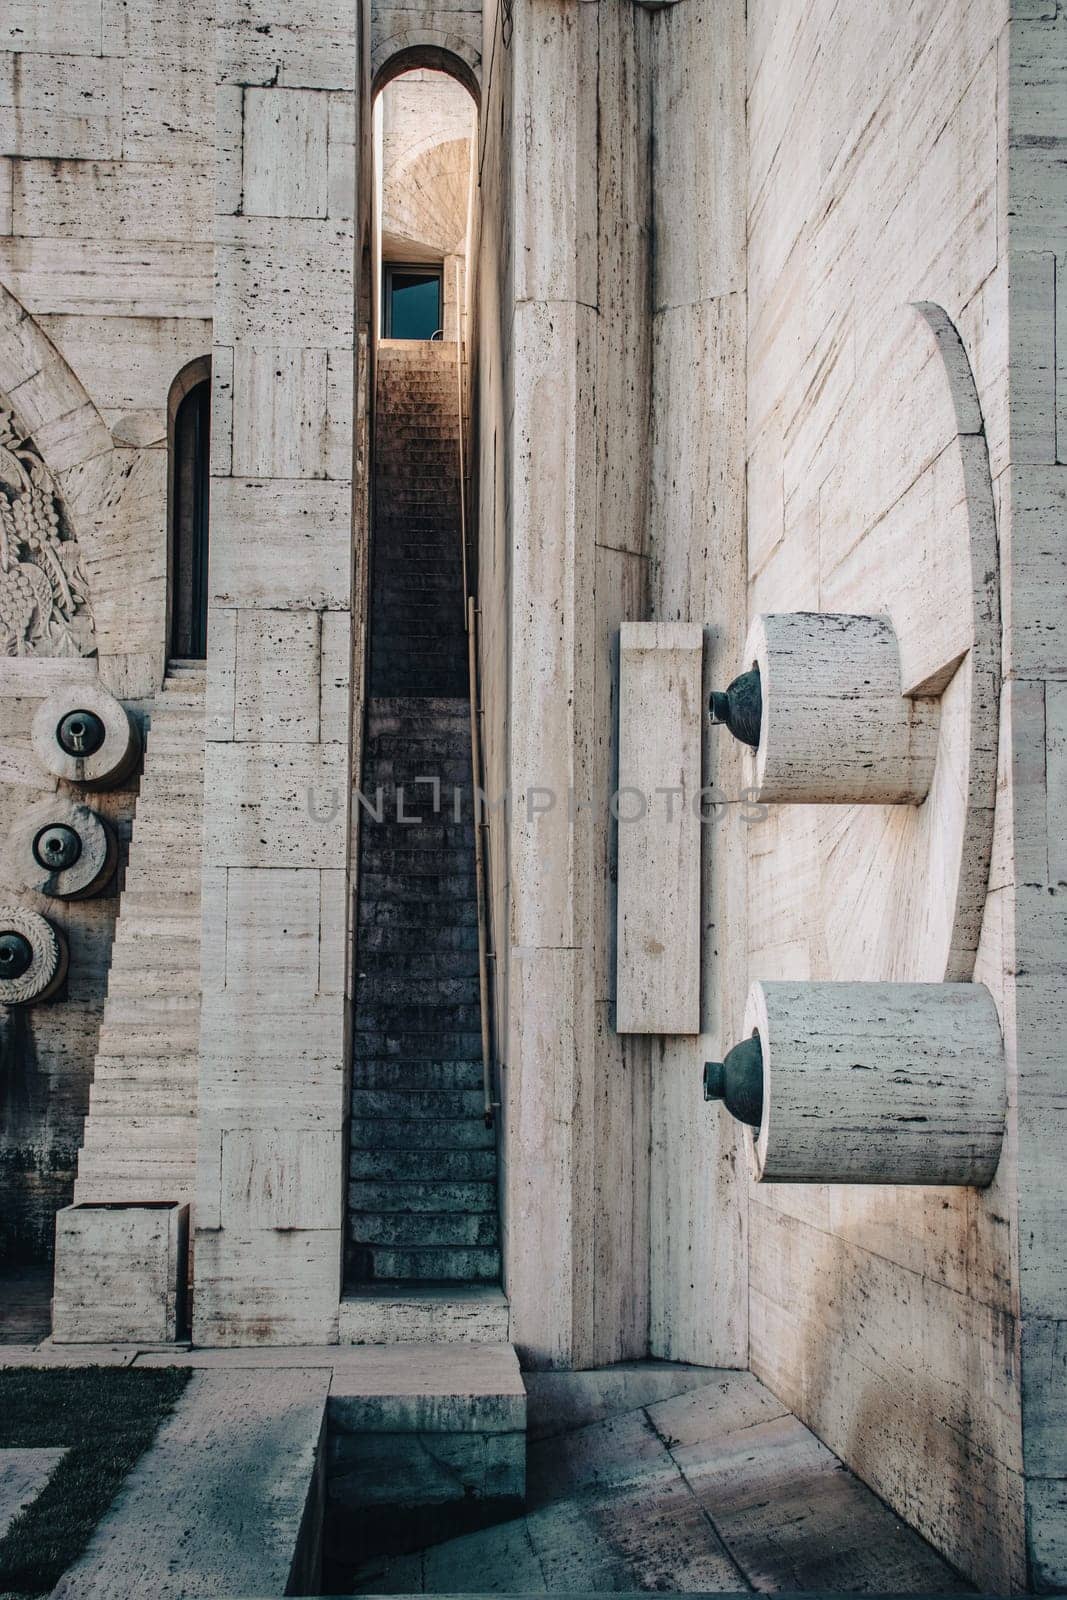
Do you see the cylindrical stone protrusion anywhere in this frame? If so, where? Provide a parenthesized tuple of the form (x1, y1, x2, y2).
(743, 979, 1005, 1186)
(741, 612, 939, 804)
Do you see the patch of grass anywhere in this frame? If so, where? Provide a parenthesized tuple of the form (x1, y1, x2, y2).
(0, 1366, 190, 1596)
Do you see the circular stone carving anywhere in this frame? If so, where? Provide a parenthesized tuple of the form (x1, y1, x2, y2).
(5, 798, 117, 900)
(0, 906, 68, 1005)
(32, 681, 140, 789)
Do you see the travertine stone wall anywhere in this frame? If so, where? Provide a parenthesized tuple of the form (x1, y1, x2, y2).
(194, 0, 360, 1344)
(371, 0, 481, 90)
(0, 0, 213, 699)
(0, 0, 212, 1257)
(741, 0, 1062, 1587)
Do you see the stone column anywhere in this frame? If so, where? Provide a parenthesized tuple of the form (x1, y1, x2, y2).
(1003, 4, 1067, 1584)
(501, 0, 598, 1369)
(647, 0, 749, 1368)
(193, 0, 359, 1343)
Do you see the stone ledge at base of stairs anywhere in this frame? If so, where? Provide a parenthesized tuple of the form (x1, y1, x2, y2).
(338, 1283, 510, 1344)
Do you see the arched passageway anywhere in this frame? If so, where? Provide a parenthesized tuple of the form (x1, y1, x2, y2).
(346, 62, 501, 1305)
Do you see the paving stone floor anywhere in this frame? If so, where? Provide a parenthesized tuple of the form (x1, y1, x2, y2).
(0, 1346, 978, 1595)
(0, 1445, 67, 1539)
(348, 1362, 975, 1595)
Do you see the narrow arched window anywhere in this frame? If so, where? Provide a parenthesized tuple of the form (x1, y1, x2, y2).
(169, 373, 211, 661)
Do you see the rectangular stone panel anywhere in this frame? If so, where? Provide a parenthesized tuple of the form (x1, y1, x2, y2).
(615, 622, 702, 1034)
(202, 740, 347, 867)
(243, 88, 329, 219)
(208, 478, 352, 611)
(221, 1129, 343, 1230)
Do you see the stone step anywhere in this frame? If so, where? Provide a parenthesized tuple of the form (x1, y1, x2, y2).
(79, 1114, 198, 1153)
(87, 1082, 197, 1117)
(110, 936, 200, 968)
(92, 1052, 199, 1077)
(350, 1146, 497, 1182)
(130, 812, 203, 837)
(357, 871, 477, 901)
(357, 899, 477, 929)
(73, 1163, 195, 1205)
(126, 838, 203, 876)
(349, 1211, 499, 1247)
(98, 1021, 200, 1055)
(368, 696, 470, 719)
(337, 1285, 510, 1344)
(363, 729, 471, 757)
(141, 736, 206, 761)
(354, 1002, 482, 1033)
(357, 848, 475, 879)
(357, 923, 480, 953)
(353, 1059, 484, 1091)
(348, 1117, 495, 1151)
(360, 758, 471, 785)
(117, 888, 201, 916)
(355, 950, 479, 979)
(350, 1087, 485, 1120)
(102, 992, 200, 1021)
(348, 1178, 496, 1213)
(107, 968, 201, 999)
(136, 783, 204, 806)
(354, 821, 475, 850)
(359, 1245, 501, 1282)
(111, 912, 202, 941)
(354, 974, 480, 1008)
(122, 868, 202, 895)
(148, 704, 206, 727)
(352, 1028, 482, 1060)
(364, 713, 470, 736)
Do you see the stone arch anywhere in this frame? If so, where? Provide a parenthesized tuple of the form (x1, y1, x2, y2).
(167, 355, 212, 661)
(371, 40, 481, 104)
(168, 354, 211, 426)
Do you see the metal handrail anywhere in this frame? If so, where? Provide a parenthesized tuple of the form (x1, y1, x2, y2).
(454, 265, 496, 1128)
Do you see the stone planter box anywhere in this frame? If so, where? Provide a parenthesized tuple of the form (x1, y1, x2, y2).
(52, 1203, 189, 1344)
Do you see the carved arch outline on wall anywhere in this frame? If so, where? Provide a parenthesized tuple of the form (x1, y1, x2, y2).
(0, 283, 112, 661)
(0, 282, 127, 681)
(813, 301, 1001, 985)
(908, 300, 1000, 980)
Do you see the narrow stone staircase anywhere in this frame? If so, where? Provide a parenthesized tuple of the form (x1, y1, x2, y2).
(73, 662, 204, 1205)
(346, 340, 501, 1296)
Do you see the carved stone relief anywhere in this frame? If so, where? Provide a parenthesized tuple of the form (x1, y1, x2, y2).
(0, 404, 95, 659)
